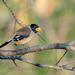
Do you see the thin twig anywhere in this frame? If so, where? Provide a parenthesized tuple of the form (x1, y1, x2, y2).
(13, 20, 16, 33)
(38, 34, 47, 42)
(55, 49, 57, 65)
(64, 60, 75, 66)
(39, 38, 45, 44)
(55, 50, 67, 65)
(12, 59, 19, 67)
(3, 0, 24, 27)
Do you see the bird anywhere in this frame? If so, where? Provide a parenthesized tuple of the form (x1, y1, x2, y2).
(0, 24, 41, 49)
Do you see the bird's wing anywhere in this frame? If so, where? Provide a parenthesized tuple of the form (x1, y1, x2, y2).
(16, 26, 31, 35)
(8, 26, 31, 42)
(0, 26, 32, 48)
(13, 35, 29, 41)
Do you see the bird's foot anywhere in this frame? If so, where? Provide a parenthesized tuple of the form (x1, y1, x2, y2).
(23, 45, 29, 49)
(15, 44, 21, 50)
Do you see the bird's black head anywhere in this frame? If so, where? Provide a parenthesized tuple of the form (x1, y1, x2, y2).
(30, 24, 41, 33)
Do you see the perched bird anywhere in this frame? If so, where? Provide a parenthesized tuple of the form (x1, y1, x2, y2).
(0, 24, 41, 49)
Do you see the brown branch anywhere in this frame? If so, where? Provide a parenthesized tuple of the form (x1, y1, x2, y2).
(0, 40, 75, 57)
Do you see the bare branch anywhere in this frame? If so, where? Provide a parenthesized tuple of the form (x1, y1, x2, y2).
(0, 40, 75, 57)
(55, 50, 67, 65)
(19, 58, 63, 70)
(38, 34, 47, 42)
(12, 59, 21, 68)
(0, 55, 75, 71)
(0, 55, 22, 59)
(19, 58, 75, 71)
(64, 60, 75, 66)
(3, 0, 24, 27)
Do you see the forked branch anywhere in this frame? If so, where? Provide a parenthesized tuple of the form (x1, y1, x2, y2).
(0, 55, 75, 71)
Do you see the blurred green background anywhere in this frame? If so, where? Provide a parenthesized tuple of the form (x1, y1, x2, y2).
(0, 0, 75, 75)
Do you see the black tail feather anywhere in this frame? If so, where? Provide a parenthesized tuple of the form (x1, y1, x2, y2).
(0, 40, 12, 48)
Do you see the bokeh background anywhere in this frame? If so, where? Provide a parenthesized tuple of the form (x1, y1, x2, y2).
(0, 0, 75, 75)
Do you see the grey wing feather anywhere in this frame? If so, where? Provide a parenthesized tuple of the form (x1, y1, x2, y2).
(16, 26, 31, 35)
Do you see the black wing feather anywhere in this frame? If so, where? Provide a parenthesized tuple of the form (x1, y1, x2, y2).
(14, 35, 29, 41)
(0, 40, 12, 48)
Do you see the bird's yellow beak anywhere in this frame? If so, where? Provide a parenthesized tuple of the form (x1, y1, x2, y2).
(36, 27, 41, 32)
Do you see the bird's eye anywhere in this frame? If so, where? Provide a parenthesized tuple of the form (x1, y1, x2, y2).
(34, 26, 36, 27)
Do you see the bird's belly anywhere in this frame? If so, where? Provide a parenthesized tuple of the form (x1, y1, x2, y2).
(15, 37, 32, 44)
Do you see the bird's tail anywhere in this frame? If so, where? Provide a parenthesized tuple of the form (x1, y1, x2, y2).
(0, 40, 12, 48)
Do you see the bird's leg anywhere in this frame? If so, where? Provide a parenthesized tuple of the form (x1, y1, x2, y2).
(15, 44, 20, 50)
(22, 44, 29, 49)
